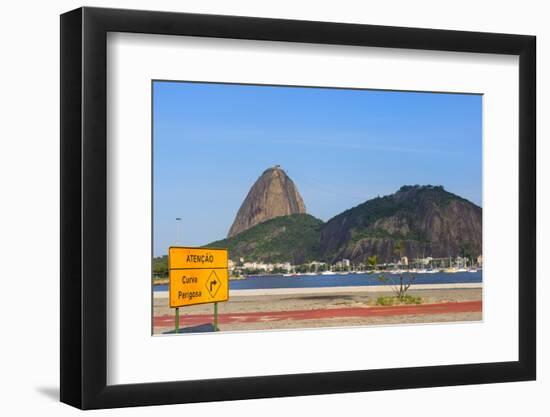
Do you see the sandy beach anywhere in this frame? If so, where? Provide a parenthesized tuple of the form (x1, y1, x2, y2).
(153, 284, 482, 334)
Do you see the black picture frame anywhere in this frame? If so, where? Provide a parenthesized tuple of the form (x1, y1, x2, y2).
(60, 6, 536, 410)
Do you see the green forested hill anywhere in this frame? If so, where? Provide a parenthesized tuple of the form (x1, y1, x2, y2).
(206, 213, 324, 264)
(318, 185, 482, 263)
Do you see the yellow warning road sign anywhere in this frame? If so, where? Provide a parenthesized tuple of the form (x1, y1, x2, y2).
(169, 247, 228, 269)
(168, 247, 229, 307)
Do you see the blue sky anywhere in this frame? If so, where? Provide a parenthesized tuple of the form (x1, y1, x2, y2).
(153, 81, 482, 256)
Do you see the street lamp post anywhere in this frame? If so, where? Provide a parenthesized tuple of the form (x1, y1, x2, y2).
(175, 217, 182, 245)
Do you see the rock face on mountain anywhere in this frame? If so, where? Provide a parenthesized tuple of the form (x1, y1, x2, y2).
(318, 185, 482, 263)
(227, 166, 307, 238)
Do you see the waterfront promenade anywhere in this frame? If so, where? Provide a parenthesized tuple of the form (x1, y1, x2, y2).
(153, 284, 482, 334)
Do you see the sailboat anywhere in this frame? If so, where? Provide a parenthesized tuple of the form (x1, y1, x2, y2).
(444, 256, 457, 273)
(456, 257, 468, 273)
(321, 265, 336, 275)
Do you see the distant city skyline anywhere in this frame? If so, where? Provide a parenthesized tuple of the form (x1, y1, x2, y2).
(153, 81, 482, 257)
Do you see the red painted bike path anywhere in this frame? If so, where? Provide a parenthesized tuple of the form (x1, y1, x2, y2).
(154, 300, 482, 327)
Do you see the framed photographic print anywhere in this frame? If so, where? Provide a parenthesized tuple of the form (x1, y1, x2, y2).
(60, 6, 536, 409)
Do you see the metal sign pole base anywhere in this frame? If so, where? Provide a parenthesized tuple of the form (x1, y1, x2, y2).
(214, 302, 219, 331)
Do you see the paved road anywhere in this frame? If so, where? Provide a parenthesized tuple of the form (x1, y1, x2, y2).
(154, 300, 482, 328)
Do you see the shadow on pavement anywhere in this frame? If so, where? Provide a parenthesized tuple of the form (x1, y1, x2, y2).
(163, 323, 217, 334)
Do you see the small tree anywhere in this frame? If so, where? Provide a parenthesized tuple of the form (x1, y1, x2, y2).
(152, 255, 168, 278)
(367, 255, 379, 271)
(459, 242, 474, 267)
(378, 272, 416, 300)
(393, 240, 404, 262)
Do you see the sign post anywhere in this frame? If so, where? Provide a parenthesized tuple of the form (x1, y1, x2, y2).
(213, 302, 219, 331)
(168, 247, 229, 332)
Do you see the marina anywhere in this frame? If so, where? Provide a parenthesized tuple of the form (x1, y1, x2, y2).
(154, 270, 482, 291)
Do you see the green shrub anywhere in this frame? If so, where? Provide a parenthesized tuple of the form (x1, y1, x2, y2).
(375, 295, 422, 306)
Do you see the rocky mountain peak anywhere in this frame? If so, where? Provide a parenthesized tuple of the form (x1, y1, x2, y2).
(318, 185, 482, 263)
(227, 166, 306, 238)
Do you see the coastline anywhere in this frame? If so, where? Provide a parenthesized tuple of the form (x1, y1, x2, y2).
(152, 282, 482, 299)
